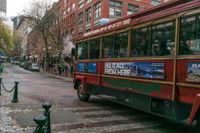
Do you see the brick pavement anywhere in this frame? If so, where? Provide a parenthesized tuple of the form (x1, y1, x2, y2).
(0, 70, 73, 133)
(1, 65, 198, 133)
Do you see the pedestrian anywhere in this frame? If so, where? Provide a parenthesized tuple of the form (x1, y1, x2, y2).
(0, 63, 3, 75)
(66, 64, 68, 76)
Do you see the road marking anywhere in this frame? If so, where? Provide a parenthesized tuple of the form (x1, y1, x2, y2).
(56, 121, 164, 133)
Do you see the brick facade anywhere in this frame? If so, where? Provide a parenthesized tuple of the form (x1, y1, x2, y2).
(60, 0, 167, 42)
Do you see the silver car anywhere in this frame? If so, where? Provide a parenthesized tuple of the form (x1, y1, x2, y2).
(30, 63, 40, 71)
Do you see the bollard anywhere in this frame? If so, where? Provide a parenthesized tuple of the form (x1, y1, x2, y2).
(12, 81, 19, 103)
(0, 77, 2, 96)
(42, 102, 52, 133)
(33, 114, 47, 133)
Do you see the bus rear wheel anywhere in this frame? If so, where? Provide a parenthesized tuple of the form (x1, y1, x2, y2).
(77, 83, 90, 102)
(195, 120, 200, 133)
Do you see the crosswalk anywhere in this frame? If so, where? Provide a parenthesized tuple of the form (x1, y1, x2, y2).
(49, 106, 197, 133)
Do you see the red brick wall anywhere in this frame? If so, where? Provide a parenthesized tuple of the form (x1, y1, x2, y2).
(60, 0, 166, 41)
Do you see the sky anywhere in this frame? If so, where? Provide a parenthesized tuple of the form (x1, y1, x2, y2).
(7, 0, 58, 18)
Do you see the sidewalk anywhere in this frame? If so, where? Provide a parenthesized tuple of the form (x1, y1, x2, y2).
(40, 71, 73, 82)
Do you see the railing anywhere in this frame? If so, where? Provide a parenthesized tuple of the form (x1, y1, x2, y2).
(0, 77, 19, 103)
(33, 102, 52, 133)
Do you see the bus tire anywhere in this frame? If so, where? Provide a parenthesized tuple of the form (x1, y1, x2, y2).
(77, 83, 90, 102)
(195, 120, 200, 133)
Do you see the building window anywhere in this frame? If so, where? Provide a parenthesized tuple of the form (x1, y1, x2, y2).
(69, 15, 74, 25)
(109, 0, 122, 18)
(85, 8, 91, 24)
(78, 0, 84, 9)
(64, 0, 66, 5)
(151, 0, 160, 6)
(78, 12, 83, 28)
(67, 7, 70, 12)
(127, 4, 139, 15)
(63, 11, 66, 16)
(86, 0, 92, 4)
(72, 3, 75, 11)
(94, 2, 101, 19)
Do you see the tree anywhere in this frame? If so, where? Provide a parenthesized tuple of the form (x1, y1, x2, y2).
(0, 20, 13, 56)
(11, 33, 22, 57)
(23, 0, 61, 71)
(47, 2, 63, 64)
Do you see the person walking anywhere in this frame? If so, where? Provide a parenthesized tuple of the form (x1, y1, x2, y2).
(0, 63, 3, 75)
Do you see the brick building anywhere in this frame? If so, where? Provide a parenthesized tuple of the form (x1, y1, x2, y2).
(0, 0, 6, 14)
(27, 1, 61, 64)
(60, 0, 168, 43)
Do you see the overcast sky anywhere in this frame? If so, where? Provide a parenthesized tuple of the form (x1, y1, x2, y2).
(7, 0, 58, 17)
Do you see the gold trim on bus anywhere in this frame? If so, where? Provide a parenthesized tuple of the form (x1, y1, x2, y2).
(172, 18, 180, 101)
(84, 35, 102, 42)
(100, 37, 103, 59)
(102, 75, 173, 85)
(115, 27, 131, 34)
(102, 31, 116, 37)
(128, 30, 131, 58)
(98, 62, 101, 85)
(176, 83, 200, 89)
(74, 59, 100, 62)
(75, 72, 99, 77)
(75, 57, 174, 63)
(131, 15, 177, 30)
(129, 57, 173, 61)
(75, 73, 200, 89)
(178, 8, 200, 17)
(149, 15, 177, 25)
(74, 55, 200, 62)
(131, 22, 152, 30)
(176, 56, 200, 60)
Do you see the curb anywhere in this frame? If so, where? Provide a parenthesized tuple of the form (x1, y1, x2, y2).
(40, 71, 73, 82)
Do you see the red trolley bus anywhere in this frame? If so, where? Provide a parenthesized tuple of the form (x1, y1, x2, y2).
(73, 0, 200, 126)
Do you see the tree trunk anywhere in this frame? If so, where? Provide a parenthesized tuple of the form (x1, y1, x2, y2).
(42, 32, 50, 72)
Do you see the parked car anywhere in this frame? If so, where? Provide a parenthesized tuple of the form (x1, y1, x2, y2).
(24, 61, 32, 70)
(11, 60, 14, 64)
(19, 61, 25, 68)
(29, 63, 40, 71)
(14, 61, 20, 65)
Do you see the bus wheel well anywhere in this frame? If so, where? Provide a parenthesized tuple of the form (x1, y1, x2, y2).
(74, 80, 81, 90)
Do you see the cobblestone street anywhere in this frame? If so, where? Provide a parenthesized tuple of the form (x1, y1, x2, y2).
(0, 64, 198, 133)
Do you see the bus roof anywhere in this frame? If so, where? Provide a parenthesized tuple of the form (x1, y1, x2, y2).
(77, 0, 199, 42)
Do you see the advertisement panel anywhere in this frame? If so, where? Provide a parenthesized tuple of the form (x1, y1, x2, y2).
(77, 62, 97, 73)
(186, 62, 200, 82)
(104, 62, 165, 79)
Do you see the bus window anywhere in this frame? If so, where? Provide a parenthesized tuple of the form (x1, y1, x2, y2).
(89, 38, 100, 59)
(77, 41, 89, 59)
(151, 21, 175, 56)
(103, 34, 115, 58)
(132, 27, 150, 56)
(179, 15, 200, 55)
(115, 32, 128, 58)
